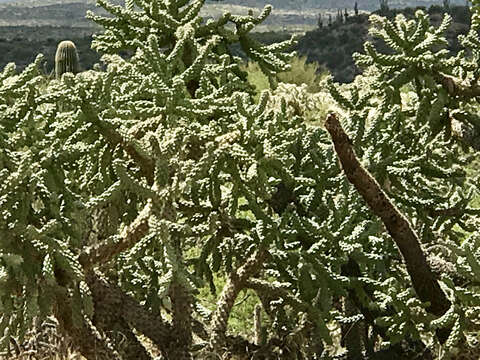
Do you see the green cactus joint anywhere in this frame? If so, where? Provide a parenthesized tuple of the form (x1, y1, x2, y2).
(55, 40, 80, 79)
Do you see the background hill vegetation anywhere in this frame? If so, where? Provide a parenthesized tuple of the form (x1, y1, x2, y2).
(0, 2, 473, 82)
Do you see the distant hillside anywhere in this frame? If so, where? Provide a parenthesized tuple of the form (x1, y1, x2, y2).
(0, 1, 320, 30)
(0, 2, 98, 27)
(295, 4, 471, 83)
(0, 0, 468, 12)
(219, 0, 466, 11)
(0, 0, 469, 30)
(0, 2, 472, 82)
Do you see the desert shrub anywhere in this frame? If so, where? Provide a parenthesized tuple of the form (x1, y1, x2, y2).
(242, 54, 327, 98)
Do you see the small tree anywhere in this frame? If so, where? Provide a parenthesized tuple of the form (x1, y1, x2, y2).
(337, 8, 344, 23)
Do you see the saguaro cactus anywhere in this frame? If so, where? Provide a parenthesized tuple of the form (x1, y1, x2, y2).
(55, 40, 80, 79)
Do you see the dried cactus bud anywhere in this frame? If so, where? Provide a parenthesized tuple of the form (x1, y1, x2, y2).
(55, 40, 80, 79)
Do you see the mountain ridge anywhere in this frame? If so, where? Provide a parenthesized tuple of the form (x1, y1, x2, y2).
(0, 0, 468, 11)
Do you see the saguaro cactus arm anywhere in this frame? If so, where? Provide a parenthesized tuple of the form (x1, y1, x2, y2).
(55, 40, 80, 79)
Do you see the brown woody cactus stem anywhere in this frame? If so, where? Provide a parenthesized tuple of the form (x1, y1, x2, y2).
(167, 280, 194, 360)
(209, 249, 267, 349)
(53, 285, 121, 360)
(79, 203, 151, 269)
(85, 271, 174, 357)
(324, 113, 450, 318)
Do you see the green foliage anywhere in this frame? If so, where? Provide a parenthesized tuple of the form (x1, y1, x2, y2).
(241, 55, 328, 99)
(1, 1, 480, 359)
(276, 55, 327, 93)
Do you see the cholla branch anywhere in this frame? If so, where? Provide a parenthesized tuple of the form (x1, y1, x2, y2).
(428, 205, 480, 218)
(86, 271, 174, 354)
(79, 203, 151, 269)
(53, 285, 121, 360)
(324, 113, 451, 318)
(209, 249, 268, 349)
(246, 278, 321, 347)
(433, 72, 480, 99)
(81, 103, 155, 184)
(246, 278, 319, 316)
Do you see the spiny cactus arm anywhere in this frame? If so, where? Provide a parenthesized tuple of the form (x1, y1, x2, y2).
(246, 278, 317, 315)
(196, 12, 231, 38)
(324, 113, 451, 319)
(209, 249, 268, 349)
(410, 69, 480, 150)
(78, 203, 151, 269)
(87, 0, 181, 54)
(428, 206, 480, 218)
(177, 0, 204, 25)
(55, 40, 80, 79)
(340, 258, 389, 340)
(246, 277, 333, 345)
(80, 103, 155, 184)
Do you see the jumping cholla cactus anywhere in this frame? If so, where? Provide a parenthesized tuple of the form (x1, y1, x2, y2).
(325, 8, 480, 357)
(1, 0, 480, 359)
(55, 40, 80, 79)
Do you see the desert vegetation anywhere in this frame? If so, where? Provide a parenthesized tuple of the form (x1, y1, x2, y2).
(1, 0, 480, 359)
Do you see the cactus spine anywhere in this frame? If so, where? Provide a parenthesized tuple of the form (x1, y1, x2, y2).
(55, 40, 80, 79)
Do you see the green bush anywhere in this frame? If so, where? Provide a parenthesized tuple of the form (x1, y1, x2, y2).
(242, 55, 328, 98)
